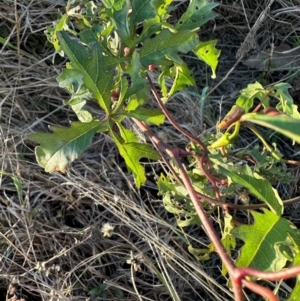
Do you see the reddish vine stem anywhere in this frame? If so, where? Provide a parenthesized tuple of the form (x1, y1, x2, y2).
(132, 118, 300, 301)
(139, 76, 300, 301)
(131, 119, 231, 209)
(225, 198, 299, 210)
(147, 74, 221, 195)
(195, 155, 222, 199)
(251, 89, 272, 113)
(242, 279, 280, 301)
(242, 266, 300, 281)
(131, 118, 244, 299)
(171, 152, 248, 299)
(146, 74, 207, 152)
(143, 131, 185, 186)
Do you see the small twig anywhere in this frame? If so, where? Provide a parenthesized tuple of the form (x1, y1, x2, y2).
(131, 265, 143, 301)
(236, 0, 275, 59)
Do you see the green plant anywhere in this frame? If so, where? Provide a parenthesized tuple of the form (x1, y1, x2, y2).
(88, 282, 123, 299)
(27, 1, 300, 300)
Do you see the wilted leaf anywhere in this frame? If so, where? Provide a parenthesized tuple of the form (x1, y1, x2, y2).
(66, 99, 93, 123)
(158, 63, 195, 98)
(188, 244, 213, 261)
(45, 14, 72, 55)
(273, 82, 298, 116)
(57, 68, 85, 93)
(57, 68, 93, 122)
(157, 174, 201, 227)
(221, 214, 236, 275)
(235, 82, 266, 112)
(168, 63, 195, 96)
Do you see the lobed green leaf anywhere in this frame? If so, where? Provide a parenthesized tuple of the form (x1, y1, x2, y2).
(116, 141, 160, 188)
(57, 31, 115, 113)
(232, 209, 300, 272)
(27, 121, 107, 173)
(221, 214, 236, 275)
(139, 29, 199, 66)
(111, 126, 160, 187)
(273, 82, 294, 115)
(175, 0, 218, 31)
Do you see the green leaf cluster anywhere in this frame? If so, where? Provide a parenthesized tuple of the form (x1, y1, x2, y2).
(28, 1, 300, 297)
(30, 0, 219, 187)
(232, 81, 300, 145)
(206, 81, 300, 277)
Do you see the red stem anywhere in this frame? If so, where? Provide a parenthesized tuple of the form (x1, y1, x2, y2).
(147, 74, 207, 153)
(147, 74, 221, 195)
(133, 76, 300, 301)
(242, 279, 280, 301)
(242, 266, 300, 281)
(132, 118, 244, 298)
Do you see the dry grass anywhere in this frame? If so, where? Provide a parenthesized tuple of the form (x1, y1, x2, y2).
(1, 1, 300, 301)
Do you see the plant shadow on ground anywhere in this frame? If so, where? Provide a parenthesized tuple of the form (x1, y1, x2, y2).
(1, 0, 300, 301)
